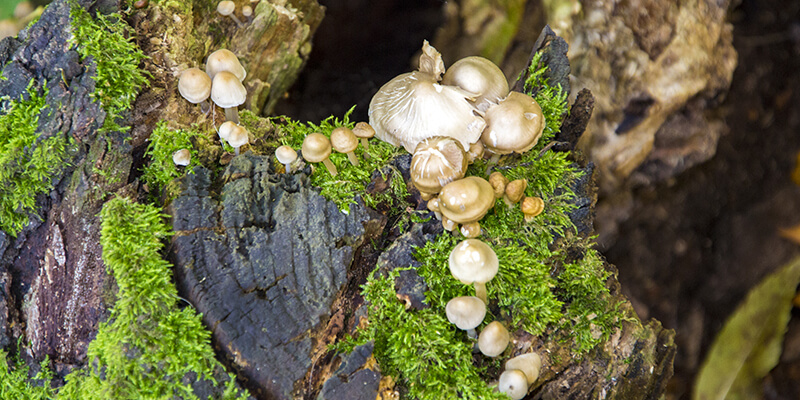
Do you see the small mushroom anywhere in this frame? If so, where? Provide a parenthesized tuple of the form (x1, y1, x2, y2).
(330, 127, 360, 166)
(481, 91, 545, 161)
(219, 121, 248, 155)
(410, 136, 468, 200)
(505, 352, 542, 384)
(302, 133, 337, 176)
(217, 1, 244, 27)
(426, 197, 442, 220)
(449, 238, 499, 303)
(178, 68, 212, 111)
(242, 5, 253, 20)
(205, 49, 247, 81)
(459, 222, 481, 238)
(504, 179, 528, 207)
(467, 140, 485, 163)
(352, 122, 375, 152)
(445, 296, 486, 339)
(275, 145, 298, 173)
(438, 176, 496, 235)
(488, 171, 508, 199)
(521, 196, 544, 222)
(172, 149, 191, 166)
(442, 56, 509, 112)
(477, 321, 509, 357)
(211, 71, 247, 124)
(498, 370, 529, 400)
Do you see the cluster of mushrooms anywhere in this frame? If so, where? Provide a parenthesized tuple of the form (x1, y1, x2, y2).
(216, 0, 253, 27)
(445, 238, 543, 399)
(177, 49, 251, 161)
(274, 122, 375, 176)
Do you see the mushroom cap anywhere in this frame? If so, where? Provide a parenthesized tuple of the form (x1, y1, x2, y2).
(172, 149, 191, 166)
(498, 369, 529, 400)
(445, 296, 486, 330)
(206, 49, 247, 81)
(218, 121, 237, 142)
(330, 127, 358, 153)
(352, 121, 376, 139)
(481, 91, 545, 155)
(301, 133, 332, 163)
(242, 5, 253, 17)
(442, 56, 509, 113)
(438, 176, 496, 224)
(448, 238, 499, 285)
(477, 321, 510, 357)
(275, 145, 298, 164)
(505, 352, 542, 384)
(410, 136, 468, 199)
(226, 125, 249, 148)
(521, 196, 544, 218)
(211, 71, 247, 108)
(217, 0, 235, 16)
(178, 68, 212, 104)
(504, 179, 528, 204)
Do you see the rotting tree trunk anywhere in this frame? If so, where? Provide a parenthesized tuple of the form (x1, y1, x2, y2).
(0, 1, 676, 400)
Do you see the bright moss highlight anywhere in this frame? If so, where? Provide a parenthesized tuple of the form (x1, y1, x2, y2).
(69, 4, 149, 132)
(0, 81, 72, 236)
(58, 197, 248, 400)
(523, 51, 569, 139)
(142, 121, 203, 190)
(0, 351, 56, 400)
(270, 106, 409, 214)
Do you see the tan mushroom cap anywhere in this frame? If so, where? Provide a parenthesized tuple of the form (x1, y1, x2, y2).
(172, 149, 191, 166)
(438, 176, 496, 224)
(206, 49, 247, 81)
(481, 91, 545, 155)
(521, 196, 544, 221)
(498, 370, 529, 400)
(211, 71, 247, 108)
(410, 136, 468, 200)
(275, 145, 297, 165)
(442, 56, 509, 113)
(330, 127, 358, 153)
(445, 296, 486, 331)
(477, 321, 510, 357)
(178, 68, 212, 104)
(352, 122, 375, 140)
(226, 125, 249, 149)
(242, 5, 253, 17)
(448, 238, 499, 286)
(217, 0, 235, 15)
(218, 121, 238, 143)
(505, 352, 542, 384)
(301, 132, 332, 163)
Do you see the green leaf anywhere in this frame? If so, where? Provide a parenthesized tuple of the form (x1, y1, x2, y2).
(694, 256, 800, 400)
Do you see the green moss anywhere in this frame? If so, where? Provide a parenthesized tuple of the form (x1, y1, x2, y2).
(523, 51, 569, 139)
(69, 3, 149, 132)
(57, 197, 248, 400)
(0, 351, 56, 400)
(142, 121, 203, 191)
(0, 81, 73, 236)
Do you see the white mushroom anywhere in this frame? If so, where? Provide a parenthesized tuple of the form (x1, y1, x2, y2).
(442, 56, 509, 112)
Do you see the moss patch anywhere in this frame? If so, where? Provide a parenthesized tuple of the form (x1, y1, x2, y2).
(0, 351, 56, 400)
(142, 121, 203, 191)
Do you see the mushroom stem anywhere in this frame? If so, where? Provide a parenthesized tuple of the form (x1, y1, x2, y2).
(224, 107, 240, 124)
(466, 328, 478, 340)
(489, 153, 501, 165)
(234, 146, 241, 156)
(321, 158, 338, 176)
(346, 151, 360, 167)
(360, 138, 370, 151)
(474, 282, 488, 304)
(200, 99, 211, 114)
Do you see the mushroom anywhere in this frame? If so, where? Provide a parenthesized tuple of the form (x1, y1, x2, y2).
(275, 145, 298, 173)
(211, 71, 247, 124)
(205, 49, 247, 81)
(505, 352, 542, 385)
(438, 176, 496, 237)
(478, 321, 509, 357)
(481, 91, 545, 163)
(410, 136, 468, 200)
(178, 68, 212, 111)
(498, 370, 529, 400)
(504, 179, 528, 207)
(172, 149, 191, 166)
(467, 140, 485, 163)
(352, 122, 375, 152)
(368, 40, 486, 153)
(217, 1, 244, 27)
(302, 133, 337, 176)
(445, 296, 486, 339)
(442, 56, 509, 113)
(330, 127, 360, 166)
(219, 121, 249, 155)
(448, 238, 499, 303)
(242, 5, 253, 20)
(488, 171, 508, 199)
(521, 196, 544, 222)
(426, 197, 442, 220)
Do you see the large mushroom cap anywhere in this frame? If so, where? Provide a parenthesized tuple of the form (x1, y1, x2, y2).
(445, 296, 486, 330)
(211, 71, 247, 109)
(206, 49, 247, 81)
(178, 68, 212, 104)
(481, 91, 545, 155)
(438, 176, 496, 224)
(410, 136, 468, 200)
(442, 56, 509, 112)
(301, 133, 332, 163)
(448, 238, 499, 285)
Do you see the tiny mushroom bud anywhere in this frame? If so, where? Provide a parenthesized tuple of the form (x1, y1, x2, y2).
(275, 145, 298, 173)
(242, 5, 253, 18)
(427, 197, 442, 220)
(478, 321, 509, 357)
(211, 71, 247, 124)
(178, 68, 212, 108)
(445, 296, 486, 339)
(481, 91, 545, 158)
(352, 121, 375, 152)
(410, 136, 468, 200)
(205, 49, 247, 81)
(467, 140, 485, 163)
(449, 238, 499, 303)
(505, 352, 542, 384)
(438, 176, 496, 234)
(172, 149, 191, 166)
(442, 56, 509, 112)
(459, 221, 481, 238)
(488, 171, 508, 199)
(521, 196, 545, 222)
(330, 127, 360, 166)
(498, 370, 529, 400)
(227, 125, 249, 156)
(302, 133, 338, 176)
(504, 178, 528, 207)
(217, 1, 244, 27)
